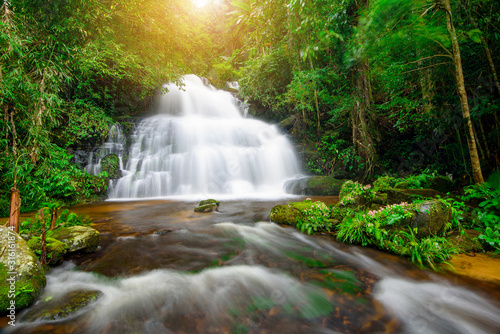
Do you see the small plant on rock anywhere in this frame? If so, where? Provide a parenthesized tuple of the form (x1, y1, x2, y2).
(338, 180, 375, 206)
(296, 199, 332, 235)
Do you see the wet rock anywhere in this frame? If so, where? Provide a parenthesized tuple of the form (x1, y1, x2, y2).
(0, 226, 46, 313)
(284, 176, 344, 196)
(270, 201, 318, 225)
(101, 153, 122, 179)
(27, 237, 69, 266)
(20, 290, 102, 322)
(48, 226, 100, 253)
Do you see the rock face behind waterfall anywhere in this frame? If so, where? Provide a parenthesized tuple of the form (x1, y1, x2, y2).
(108, 75, 303, 199)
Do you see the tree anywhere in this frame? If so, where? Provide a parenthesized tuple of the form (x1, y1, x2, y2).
(439, 0, 484, 184)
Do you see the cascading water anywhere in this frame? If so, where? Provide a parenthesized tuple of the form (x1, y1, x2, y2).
(108, 75, 302, 199)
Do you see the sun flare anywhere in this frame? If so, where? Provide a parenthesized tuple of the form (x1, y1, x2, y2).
(193, 0, 209, 7)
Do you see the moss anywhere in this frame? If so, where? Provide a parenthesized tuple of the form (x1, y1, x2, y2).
(27, 237, 69, 266)
(48, 226, 100, 253)
(199, 199, 220, 206)
(194, 204, 217, 213)
(447, 230, 484, 253)
(270, 201, 317, 225)
(0, 226, 46, 313)
(21, 290, 102, 322)
(306, 176, 344, 196)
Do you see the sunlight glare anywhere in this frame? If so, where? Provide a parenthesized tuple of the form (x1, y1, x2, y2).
(193, 0, 209, 7)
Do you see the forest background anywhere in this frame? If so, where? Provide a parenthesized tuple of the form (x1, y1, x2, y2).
(1, 0, 499, 217)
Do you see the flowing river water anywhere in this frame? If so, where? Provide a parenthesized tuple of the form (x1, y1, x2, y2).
(3, 198, 500, 334)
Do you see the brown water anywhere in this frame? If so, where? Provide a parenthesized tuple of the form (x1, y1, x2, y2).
(3, 198, 500, 334)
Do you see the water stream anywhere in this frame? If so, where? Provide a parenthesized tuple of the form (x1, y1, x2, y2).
(3, 199, 500, 333)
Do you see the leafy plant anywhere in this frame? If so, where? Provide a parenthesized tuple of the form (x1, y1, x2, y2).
(295, 199, 332, 235)
(338, 180, 375, 206)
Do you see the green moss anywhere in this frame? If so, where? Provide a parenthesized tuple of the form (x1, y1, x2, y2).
(199, 199, 220, 206)
(270, 201, 317, 225)
(27, 237, 69, 266)
(194, 204, 217, 212)
(447, 230, 484, 253)
(306, 176, 344, 196)
(21, 290, 102, 322)
(48, 226, 100, 253)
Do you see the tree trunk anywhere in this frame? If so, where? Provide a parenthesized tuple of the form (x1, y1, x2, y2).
(50, 209, 57, 230)
(442, 0, 484, 184)
(352, 58, 377, 179)
(8, 187, 20, 233)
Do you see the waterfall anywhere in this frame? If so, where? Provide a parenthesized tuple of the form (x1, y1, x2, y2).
(108, 75, 302, 199)
(85, 123, 126, 175)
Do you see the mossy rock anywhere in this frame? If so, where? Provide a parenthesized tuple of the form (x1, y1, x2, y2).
(20, 290, 102, 322)
(277, 115, 295, 131)
(48, 226, 100, 253)
(284, 176, 344, 196)
(194, 204, 218, 213)
(447, 230, 483, 253)
(101, 153, 122, 179)
(199, 199, 220, 207)
(384, 188, 446, 205)
(407, 200, 452, 237)
(0, 226, 46, 313)
(27, 237, 69, 266)
(270, 201, 317, 225)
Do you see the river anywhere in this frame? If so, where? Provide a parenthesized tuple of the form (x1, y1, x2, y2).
(3, 198, 500, 334)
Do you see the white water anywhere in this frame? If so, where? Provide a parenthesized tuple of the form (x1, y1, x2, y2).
(108, 75, 302, 199)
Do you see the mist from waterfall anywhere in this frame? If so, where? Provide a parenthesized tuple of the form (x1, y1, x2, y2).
(108, 75, 302, 199)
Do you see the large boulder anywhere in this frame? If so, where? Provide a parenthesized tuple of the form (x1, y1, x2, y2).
(0, 226, 46, 313)
(48, 226, 100, 253)
(20, 290, 102, 322)
(284, 176, 344, 196)
(27, 237, 69, 266)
